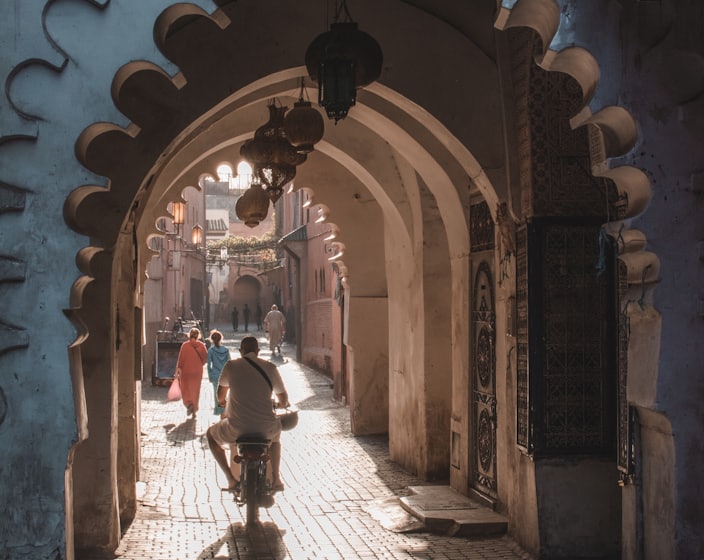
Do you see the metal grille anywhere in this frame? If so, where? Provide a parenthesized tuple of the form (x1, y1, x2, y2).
(515, 226, 530, 451)
(470, 201, 494, 252)
(517, 222, 616, 455)
(539, 223, 614, 452)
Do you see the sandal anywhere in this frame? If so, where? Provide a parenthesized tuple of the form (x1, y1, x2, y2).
(222, 481, 240, 493)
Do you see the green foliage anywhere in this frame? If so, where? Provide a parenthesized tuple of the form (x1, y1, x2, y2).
(208, 231, 280, 261)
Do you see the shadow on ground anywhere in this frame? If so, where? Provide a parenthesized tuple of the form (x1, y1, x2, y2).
(197, 522, 287, 559)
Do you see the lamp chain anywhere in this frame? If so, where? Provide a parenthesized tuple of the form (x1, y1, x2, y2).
(335, 0, 353, 23)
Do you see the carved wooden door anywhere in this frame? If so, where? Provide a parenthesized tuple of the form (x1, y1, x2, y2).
(469, 202, 498, 502)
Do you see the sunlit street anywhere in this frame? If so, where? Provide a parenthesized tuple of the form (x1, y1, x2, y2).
(112, 326, 532, 560)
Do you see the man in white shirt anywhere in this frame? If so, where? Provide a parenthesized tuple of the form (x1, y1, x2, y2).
(206, 336, 289, 492)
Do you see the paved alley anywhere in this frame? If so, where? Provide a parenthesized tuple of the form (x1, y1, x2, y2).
(110, 327, 533, 560)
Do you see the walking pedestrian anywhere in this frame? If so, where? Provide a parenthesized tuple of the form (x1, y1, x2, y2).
(264, 304, 286, 355)
(207, 330, 230, 416)
(175, 328, 207, 418)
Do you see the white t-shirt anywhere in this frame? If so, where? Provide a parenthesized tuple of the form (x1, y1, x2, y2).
(217, 352, 286, 435)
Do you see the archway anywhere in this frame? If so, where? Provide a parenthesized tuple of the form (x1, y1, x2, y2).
(62, 2, 502, 553)
(57, 1, 658, 557)
(230, 275, 262, 331)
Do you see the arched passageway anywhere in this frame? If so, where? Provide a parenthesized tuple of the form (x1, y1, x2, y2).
(3, 1, 659, 558)
(63, 2, 499, 552)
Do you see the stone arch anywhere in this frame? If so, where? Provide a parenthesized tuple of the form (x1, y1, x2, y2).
(230, 274, 263, 312)
(59, 1, 505, 551)
(58, 0, 660, 554)
(0, 0, 670, 557)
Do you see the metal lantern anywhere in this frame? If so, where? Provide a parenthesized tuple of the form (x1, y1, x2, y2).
(240, 103, 306, 203)
(191, 224, 203, 246)
(171, 201, 185, 226)
(305, 19, 382, 123)
(235, 181, 270, 228)
(283, 97, 325, 154)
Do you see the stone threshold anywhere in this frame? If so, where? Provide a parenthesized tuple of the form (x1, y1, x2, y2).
(400, 485, 508, 537)
(364, 485, 508, 538)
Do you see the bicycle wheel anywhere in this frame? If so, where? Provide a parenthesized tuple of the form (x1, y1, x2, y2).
(245, 465, 258, 525)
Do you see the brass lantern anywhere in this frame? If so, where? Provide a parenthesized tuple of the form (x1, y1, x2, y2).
(305, 1, 382, 123)
(240, 102, 306, 203)
(283, 79, 325, 154)
(235, 180, 270, 228)
(171, 200, 185, 233)
(191, 224, 203, 246)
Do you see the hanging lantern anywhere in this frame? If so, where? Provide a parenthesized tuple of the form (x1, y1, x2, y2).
(240, 103, 306, 204)
(235, 181, 270, 228)
(191, 224, 203, 246)
(283, 79, 325, 154)
(171, 201, 185, 226)
(305, 1, 382, 123)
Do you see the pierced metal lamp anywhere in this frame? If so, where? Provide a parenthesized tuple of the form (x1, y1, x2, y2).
(191, 224, 203, 247)
(240, 102, 306, 203)
(305, 0, 382, 123)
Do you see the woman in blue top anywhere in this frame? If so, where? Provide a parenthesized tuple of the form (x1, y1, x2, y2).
(207, 330, 231, 416)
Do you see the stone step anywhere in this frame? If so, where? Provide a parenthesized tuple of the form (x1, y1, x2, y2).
(400, 485, 508, 537)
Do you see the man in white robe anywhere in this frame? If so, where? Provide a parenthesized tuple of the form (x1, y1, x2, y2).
(264, 304, 286, 355)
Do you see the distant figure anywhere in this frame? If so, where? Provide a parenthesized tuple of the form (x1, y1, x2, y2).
(243, 303, 251, 332)
(231, 307, 239, 332)
(173, 317, 183, 333)
(264, 304, 286, 355)
(256, 303, 263, 331)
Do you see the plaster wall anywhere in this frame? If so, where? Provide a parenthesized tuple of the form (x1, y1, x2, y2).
(419, 180, 452, 480)
(555, 1, 704, 556)
(114, 241, 139, 526)
(347, 297, 389, 435)
(0, 1, 213, 554)
(301, 221, 340, 377)
(638, 407, 676, 560)
(535, 458, 621, 558)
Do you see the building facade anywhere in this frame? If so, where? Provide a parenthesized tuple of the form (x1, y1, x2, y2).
(0, 1, 702, 559)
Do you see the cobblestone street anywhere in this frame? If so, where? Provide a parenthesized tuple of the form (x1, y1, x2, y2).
(110, 327, 533, 560)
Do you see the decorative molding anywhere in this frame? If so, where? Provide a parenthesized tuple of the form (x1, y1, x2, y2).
(0, 256, 27, 282)
(0, 321, 29, 356)
(0, 182, 27, 213)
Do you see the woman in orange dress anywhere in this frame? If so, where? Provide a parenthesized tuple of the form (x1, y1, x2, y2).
(175, 328, 208, 418)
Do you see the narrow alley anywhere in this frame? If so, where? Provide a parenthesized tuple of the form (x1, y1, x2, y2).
(111, 326, 533, 560)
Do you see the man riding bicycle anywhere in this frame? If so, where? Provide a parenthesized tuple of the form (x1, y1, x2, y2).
(206, 336, 289, 492)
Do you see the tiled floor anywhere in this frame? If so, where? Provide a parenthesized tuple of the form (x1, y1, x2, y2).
(110, 327, 533, 560)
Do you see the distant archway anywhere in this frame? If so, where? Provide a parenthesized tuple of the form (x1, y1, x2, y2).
(230, 275, 262, 331)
